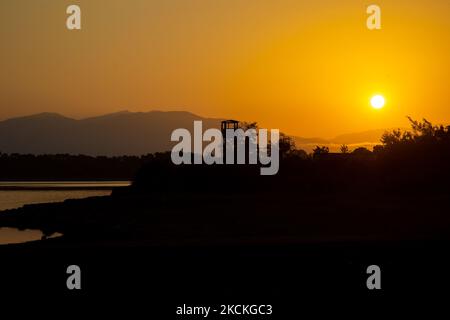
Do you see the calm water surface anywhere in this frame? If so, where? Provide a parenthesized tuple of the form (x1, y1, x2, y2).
(0, 181, 130, 245)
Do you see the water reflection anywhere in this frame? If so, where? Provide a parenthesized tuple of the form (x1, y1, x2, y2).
(0, 181, 131, 189)
(0, 227, 62, 245)
(0, 180, 130, 211)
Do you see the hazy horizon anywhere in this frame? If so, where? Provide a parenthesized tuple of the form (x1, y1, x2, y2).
(0, 108, 409, 141)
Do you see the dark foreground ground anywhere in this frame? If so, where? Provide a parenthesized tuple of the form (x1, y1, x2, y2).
(0, 239, 448, 315)
(0, 188, 449, 315)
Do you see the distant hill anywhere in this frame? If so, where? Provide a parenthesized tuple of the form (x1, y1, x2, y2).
(292, 129, 393, 152)
(0, 111, 224, 156)
(0, 111, 391, 155)
(331, 129, 390, 144)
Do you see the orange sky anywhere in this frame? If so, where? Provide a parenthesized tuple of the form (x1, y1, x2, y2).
(1, 0, 449, 137)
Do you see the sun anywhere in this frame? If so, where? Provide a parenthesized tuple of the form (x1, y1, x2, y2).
(370, 95, 385, 109)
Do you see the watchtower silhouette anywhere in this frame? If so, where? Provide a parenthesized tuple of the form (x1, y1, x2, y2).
(221, 120, 239, 136)
(221, 120, 239, 164)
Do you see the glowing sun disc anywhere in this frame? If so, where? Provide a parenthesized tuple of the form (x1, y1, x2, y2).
(371, 95, 385, 109)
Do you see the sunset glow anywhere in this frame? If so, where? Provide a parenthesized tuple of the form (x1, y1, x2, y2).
(371, 95, 385, 109)
(0, 0, 449, 138)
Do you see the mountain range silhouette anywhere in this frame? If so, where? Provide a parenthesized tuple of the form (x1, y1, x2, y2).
(0, 111, 389, 155)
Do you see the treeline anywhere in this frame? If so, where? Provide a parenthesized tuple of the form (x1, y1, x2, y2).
(0, 153, 157, 181)
(2, 117, 448, 187)
(132, 118, 450, 194)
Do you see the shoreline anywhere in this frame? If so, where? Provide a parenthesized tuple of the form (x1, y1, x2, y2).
(0, 180, 131, 191)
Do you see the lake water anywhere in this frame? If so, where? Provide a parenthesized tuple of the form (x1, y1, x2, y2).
(0, 181, 130, 245)
(0, 181, 131, 211)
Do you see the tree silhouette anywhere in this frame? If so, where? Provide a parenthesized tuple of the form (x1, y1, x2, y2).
(279, 133, 296, 157)
(340, 144, 349, 154)
(313, 146, 329, 156)
(352, 147, 371, 156)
